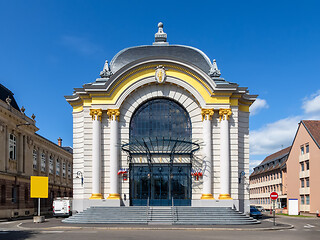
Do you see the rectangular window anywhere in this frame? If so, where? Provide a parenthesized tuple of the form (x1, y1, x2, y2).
(33, 149, 37, 170)
(41, 153, 46, 172)
(56, 159, 60, 176)
(62, 162, 66, 178)
(306, 161, 309, 170)
(301, 179, 305, 188)
(49, 157, 54, 174)
(301, 195, 305, 205)
(300, 162, 304, 171)
(306, 144, 309, 153)
(301, 146, 304, 155)
(1, 185, 5, 204)
(12, 186, 18, 203)
(306, 195, 310, 205)
(306, 178, 309, 187)
(9, 134, 16, 160)
(68, 163, 71, 179)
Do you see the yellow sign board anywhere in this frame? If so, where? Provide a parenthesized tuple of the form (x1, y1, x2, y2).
(30, 176, 48, 198)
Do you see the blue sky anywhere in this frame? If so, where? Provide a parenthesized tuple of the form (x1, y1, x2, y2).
(1, 0, 320, 170)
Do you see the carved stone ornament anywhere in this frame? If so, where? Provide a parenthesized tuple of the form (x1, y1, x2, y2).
(27, 136, 34, 148)
(209, 59, 221, 77)
(219, 108, 232, 121)
(100, 60, 113, 78)
(155, 65, 166, 84)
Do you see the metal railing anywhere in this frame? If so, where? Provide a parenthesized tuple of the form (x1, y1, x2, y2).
(171, 197, 175, 224)
(146, 197, 150, 223)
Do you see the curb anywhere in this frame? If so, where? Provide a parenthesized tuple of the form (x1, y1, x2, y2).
(17, 223, 294, 232)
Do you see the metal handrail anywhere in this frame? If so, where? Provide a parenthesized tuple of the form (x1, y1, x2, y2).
(146, 197, 150, 223)
(171, 197, 175, 224)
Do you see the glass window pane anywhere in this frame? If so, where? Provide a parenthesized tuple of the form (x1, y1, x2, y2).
(130, 99, 191, 141)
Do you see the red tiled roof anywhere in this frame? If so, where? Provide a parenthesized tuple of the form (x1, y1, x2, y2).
(302, 120, 320, 148)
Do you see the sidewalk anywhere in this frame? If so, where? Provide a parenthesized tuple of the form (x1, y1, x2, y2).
(16, 217, 293, 231)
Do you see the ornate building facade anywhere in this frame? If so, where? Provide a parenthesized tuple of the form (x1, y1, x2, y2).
(66, 23, 256, 213)
(0, 84, 73, 219)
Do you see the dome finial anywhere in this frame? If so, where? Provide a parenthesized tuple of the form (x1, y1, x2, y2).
(153, 22, 169, 46)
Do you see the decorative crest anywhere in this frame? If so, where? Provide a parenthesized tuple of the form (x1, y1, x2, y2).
(100, 60, 113, 78)
(209, 59, 221, 77)
(5, 96, 11, 105)
(155, 65, 166, 84)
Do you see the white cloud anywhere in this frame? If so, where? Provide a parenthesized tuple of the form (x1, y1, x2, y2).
(302, 90, 320, 114)
(61, 36, 102, 55)
(250, 98, 269, 116)
(250, 90, 320, 159)
(250, 116, 299, 156)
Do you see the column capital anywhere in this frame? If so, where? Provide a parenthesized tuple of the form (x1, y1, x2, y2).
(201, 108, 214, 121)
(90, 109, 103, 121)
(219, 108, 232, 121)
(107, 109, 120, 121)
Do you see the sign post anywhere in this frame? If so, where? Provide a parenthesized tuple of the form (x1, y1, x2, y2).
(270, 192, 278, 226)
(30, 176, 48, 223)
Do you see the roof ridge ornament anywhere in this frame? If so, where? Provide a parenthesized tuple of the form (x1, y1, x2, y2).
(209, 59, 221, 77)
(100, 60, 113, 79)
(153, 22, 169, 46)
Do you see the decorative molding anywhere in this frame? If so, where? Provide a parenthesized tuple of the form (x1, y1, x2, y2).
(219, 108, 232, 121)
(107, 109, 120, 121)
(201, 108, 214, 121)
(89, 109, 103, 121)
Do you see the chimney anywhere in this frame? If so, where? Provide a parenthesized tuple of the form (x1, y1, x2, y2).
(58, 137, 62, 147)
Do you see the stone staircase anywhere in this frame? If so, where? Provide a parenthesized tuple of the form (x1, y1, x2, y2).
(62, 206, 259, 225)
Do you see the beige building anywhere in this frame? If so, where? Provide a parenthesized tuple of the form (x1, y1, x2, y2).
(287, 120, 320, 214)
(0, 84, 73, 219)
(249, 147, 290, 210)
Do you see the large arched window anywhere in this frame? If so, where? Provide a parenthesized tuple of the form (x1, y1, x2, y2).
(130, 98, 191, 141)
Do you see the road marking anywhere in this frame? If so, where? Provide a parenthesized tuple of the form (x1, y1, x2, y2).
(0, 222, 13, 225)
(304, 224, 315, 228)
(40, 231, 65, 233)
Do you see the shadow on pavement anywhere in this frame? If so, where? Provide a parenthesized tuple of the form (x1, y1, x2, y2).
(0, 230, 35, 240)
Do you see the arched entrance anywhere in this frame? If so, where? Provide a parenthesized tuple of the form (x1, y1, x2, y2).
(122, 98, 199, 206)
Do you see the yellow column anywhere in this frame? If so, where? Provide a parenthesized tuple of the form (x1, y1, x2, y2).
(201, 109, 214, 200)
(218, 108, 232, 200)
(107, 109, 121, 200)
(89, 109, 104, 199)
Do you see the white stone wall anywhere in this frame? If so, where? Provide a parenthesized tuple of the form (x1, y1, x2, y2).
(72, 110, 84, 199)
(238, 110, 250, 212)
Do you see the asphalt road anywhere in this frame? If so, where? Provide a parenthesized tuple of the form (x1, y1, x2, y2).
(0, 214, 319, 240)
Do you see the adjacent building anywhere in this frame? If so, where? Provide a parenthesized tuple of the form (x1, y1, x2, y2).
(250, 120, 320, 214)
(287, 120, 320, 214)
(65, 23, 257, 213)
(249, 147, 290, 210)
(0, 84, 73, 219)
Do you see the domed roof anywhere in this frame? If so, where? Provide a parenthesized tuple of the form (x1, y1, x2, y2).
(109, 44, 213, 74)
